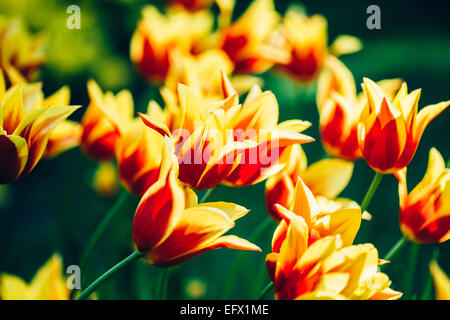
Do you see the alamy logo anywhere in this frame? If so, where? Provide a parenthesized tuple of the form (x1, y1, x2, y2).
(67, 5, 81, 29)
(366, 5, 381, 30)
(66, 265, 81, 290)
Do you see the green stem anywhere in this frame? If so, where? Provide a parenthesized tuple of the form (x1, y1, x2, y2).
(76, 251, 143, 300)
(404, 242, 420, 299)
(360, 172, 384, 213)
(381, 236, 408, 269)
(258, 282, 274, 300)
(422, 248, 440, 300)
(200, 186, 218, 203)
(80, 191, 130, 269)
(221, 216, 275, 299)
(158, 267, 171, 300)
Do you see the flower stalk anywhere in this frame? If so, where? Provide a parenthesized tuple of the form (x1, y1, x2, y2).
(77, 251, 143, 300)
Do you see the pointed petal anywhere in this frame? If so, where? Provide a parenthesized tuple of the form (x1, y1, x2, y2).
(302, 158, 353, 198)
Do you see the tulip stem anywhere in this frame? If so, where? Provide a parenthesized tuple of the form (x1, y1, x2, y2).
(360, 172, 383, 212)
(158, 267, 171, 300)
(76, 251, 143, 300)
(221, 216, 275, 299)
(200, 186, 218, 203)
(258, 282, 274, 300)
(404, 242, 420, 299)
(422, 248, 440, 300)
(381, 236, 408, 268)
(80, 191, 130, 270)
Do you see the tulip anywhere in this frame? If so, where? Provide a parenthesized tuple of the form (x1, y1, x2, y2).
(277, 8, 361, 82)
(429, 260, 450, 300)
(316, 57, 402, 160)
(115, 117, 165, 196)
(140, 76, 314, 189)
(44, 120, 81, 158)
(0, 254, 69, 300)
(223, 85, 314, 187)
(132, 158, 261, 266)
(130, 5, 213, 83)
(395, 148, 449, 243)
(266, 214, 402, 300)
(265, 144, 353, 220)
(358, 78, 449, 173)
(139, 90, 251, 190)
(80, 80, 132, 161)
(0, 16, 45, 84)
(42, 86, 81, 158)
(270, 177, 362, 248)
(0, 71, 79, 184)
(217, 0, 290, 74)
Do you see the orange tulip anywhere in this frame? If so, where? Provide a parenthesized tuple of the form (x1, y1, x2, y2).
(266, 214, 402, 300)
(265, 144, 353, 220)
(395, 148, 449, 243)
(316, 57, 401, 161)
(277, 8, 361, 82)
(358, 78, 449, 173)
(217, 0, 290, 74)
(130, 5, 213, 83)
(0, 71, 79, 184)
(132, 150, 260, 266)
(80, 80, 132, 161)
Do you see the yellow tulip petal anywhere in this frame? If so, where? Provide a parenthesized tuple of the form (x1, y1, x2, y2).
(291, 177, 320, 225)
(0, 274, 30, 299)
(429, 260, 450, 300)
(302, 158, 353, 199)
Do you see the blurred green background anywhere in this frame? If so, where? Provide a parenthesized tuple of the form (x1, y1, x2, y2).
(0, 0, 449, 299)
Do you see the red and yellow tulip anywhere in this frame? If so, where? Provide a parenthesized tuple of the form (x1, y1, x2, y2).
(130, 5, 213, 83)
(266, 213, 401, 300)
(270, 177, 362, 248)
(316, 57, 402, 161)
(222, 85, 314, 187)
(139, 87, 250, 190)
(132, 149, 260, 266)
(395, 148, 449, 243)
(265, 144, 354, 220)
(277, 7, 361, 82)
(358, 78, 449, 173)
(217, 0, 290, 74)
(80, 80, 132, 161)
(115, 117, 165, 196)
(0, 71, 79, 184)
(42, 86, 81, 158)
(140, 74, 313, 189)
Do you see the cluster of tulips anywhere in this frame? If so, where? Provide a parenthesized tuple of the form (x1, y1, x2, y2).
(0, 0, 449, 300)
